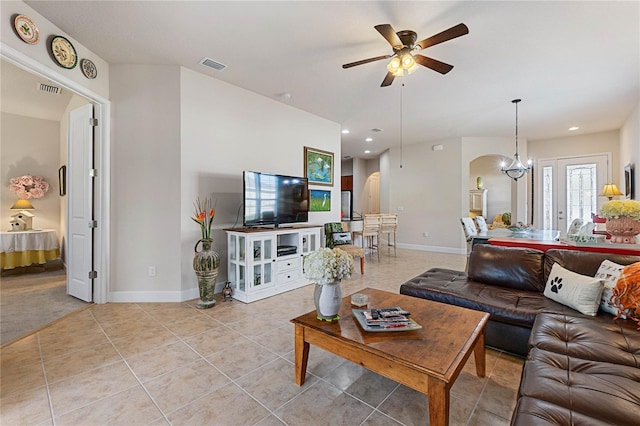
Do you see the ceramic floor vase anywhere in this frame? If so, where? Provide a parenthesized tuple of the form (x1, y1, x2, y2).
(606, 217, 640, 244)
(193, 238, 220, 309)
(314, 281, 342, 321)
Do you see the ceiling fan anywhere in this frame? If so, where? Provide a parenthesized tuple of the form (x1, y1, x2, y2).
(342, 23, 469, 87)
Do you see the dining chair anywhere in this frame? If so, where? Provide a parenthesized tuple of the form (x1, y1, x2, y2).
(323, 222, 365, 274)
(474, 216, 489, 233)
(379, 214, 398, 256)
(362, 214, 381, 260)
(460, 216, 478, 250)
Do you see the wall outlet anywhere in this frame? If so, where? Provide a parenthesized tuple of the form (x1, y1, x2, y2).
(397, 206, 404, 211)
(422, 232, 429, 238)
(148, 266, 156, 277)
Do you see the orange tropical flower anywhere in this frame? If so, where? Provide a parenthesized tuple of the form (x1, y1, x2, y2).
(192, 197, 216, 239)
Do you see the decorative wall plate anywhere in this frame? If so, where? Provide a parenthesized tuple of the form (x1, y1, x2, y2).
(80, 59, 97, 79)
(14, 14, 39, 44)
(50, 36, 78, 69)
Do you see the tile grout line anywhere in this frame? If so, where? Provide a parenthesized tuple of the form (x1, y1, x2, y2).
(36, 332, 57, 426)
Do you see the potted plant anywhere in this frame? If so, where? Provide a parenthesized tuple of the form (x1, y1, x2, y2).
(303, 247, 354, 321)
(599, 199, 640, 244)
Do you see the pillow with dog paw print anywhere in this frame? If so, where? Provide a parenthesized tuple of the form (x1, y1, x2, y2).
(543, 263, 604, 316)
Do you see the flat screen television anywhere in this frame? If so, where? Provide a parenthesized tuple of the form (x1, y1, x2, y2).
(243, 171, 309, 227)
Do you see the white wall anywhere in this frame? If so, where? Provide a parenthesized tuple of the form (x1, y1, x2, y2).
(529, 130, 621, 182)
(109, 65, 182, 300)
(1, 112, 60, 234)
(180, 68, 341, 295)
(385, 138, 463, 252)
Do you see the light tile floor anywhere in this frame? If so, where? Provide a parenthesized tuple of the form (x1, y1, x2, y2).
(1, 248, 524, 425)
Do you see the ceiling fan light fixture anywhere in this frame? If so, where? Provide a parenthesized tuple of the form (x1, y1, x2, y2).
(387, 57, 401, 73)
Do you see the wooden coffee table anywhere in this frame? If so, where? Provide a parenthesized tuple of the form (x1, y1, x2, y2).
(291, 288, 489, 426)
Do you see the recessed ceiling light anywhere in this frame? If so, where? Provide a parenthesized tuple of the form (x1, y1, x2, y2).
(341, 129, 350, 134)
(365, 137, 373, 142)
(568, 126, 579, 131)
(364, 150, 371, 154)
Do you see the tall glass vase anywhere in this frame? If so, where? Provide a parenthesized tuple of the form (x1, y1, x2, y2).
(193, 238, 220, 309)
(314, 281, 342, 321)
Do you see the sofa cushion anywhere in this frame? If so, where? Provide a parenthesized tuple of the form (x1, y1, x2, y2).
(595, 260, 626, 316)
(529, 313, 640, 367)
(543, 263, 604, 316)
(399, 268, 567, 328)
(514, 347, 640, 426)
(512, 396, 614, 426)
(467, 245, 545, 292)
(543, 249, 640, 283)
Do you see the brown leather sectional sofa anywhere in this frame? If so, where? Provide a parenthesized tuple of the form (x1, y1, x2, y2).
(399, 245, 640, 425)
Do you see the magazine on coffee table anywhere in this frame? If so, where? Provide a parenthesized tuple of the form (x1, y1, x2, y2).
(352, 307, 422, 332)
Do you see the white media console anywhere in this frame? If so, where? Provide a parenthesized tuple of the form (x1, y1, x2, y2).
(225, 225, 321, 302)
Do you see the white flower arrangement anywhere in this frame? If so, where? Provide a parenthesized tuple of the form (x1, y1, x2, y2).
(600, 199, 640, 221)
(303, 247, 354, 285)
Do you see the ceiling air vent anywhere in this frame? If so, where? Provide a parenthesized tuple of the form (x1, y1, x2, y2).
(199, 57, 227, 71)
(37, 83, 62, 94)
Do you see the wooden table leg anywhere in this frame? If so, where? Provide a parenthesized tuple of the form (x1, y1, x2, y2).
(294, 324, 310, 385)
(427, 377, 449, 426)
(473, 331, 486, 378)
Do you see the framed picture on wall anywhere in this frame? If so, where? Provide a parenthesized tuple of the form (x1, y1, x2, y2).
(304, 146, 334, 186)
(310, 190, 331, 211)
(624, 163, 634, 199)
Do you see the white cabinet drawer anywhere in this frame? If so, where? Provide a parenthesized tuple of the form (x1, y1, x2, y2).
(278, 269, 300, 284)
(277, 257, 300, 271)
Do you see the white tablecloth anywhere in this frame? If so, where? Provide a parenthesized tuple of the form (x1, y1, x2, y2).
(0, 229, 60, 253)
(0, 230, 60, 269)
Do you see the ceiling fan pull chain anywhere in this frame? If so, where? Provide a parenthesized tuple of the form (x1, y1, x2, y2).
(400, 83, 404, 168)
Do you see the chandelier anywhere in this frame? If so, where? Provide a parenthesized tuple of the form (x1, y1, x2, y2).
(501, 99, 532, 180)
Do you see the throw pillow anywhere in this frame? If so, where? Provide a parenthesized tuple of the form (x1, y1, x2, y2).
(543, 263, 604, 316)
(332, 232, 352, 246)
(610, 262, 640, 328)
(594, 260, 625, 316)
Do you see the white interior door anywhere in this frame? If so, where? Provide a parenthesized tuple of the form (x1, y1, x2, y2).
(536, 154, 609, 236)
(67, 104, 94, 302)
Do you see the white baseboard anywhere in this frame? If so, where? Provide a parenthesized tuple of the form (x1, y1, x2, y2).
(109, 282, 228, 303)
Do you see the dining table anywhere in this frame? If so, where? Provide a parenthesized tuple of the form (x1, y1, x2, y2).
(472, 227, 561, 246)
(478, 227, 640, 256)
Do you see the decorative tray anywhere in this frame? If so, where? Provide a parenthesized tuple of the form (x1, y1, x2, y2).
(352, 308, 422, 332)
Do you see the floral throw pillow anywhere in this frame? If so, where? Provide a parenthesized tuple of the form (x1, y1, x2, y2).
(544, 263, 604, 316)
(610, 262, 640, 329)
(594, 260, 626, 316)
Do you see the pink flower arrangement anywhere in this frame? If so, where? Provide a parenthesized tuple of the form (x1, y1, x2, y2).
(9, 175, 49, 199)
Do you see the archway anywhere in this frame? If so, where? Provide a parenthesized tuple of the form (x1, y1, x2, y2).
(469, 155, 511, 226)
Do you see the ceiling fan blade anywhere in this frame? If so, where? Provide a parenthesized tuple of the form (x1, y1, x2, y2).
(416, 23, 469, 50)
(414, 55, 454, 74)
(342, 54, 392, 69)
(375, 24, 403, 49)
(381, 71, 395, 87)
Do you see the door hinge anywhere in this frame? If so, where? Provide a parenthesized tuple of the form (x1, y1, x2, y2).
(89, 271, 97, 279)
(89, 118, 98, 126)
(89, 169, 98, 177)
(88, 220, 98, 228)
